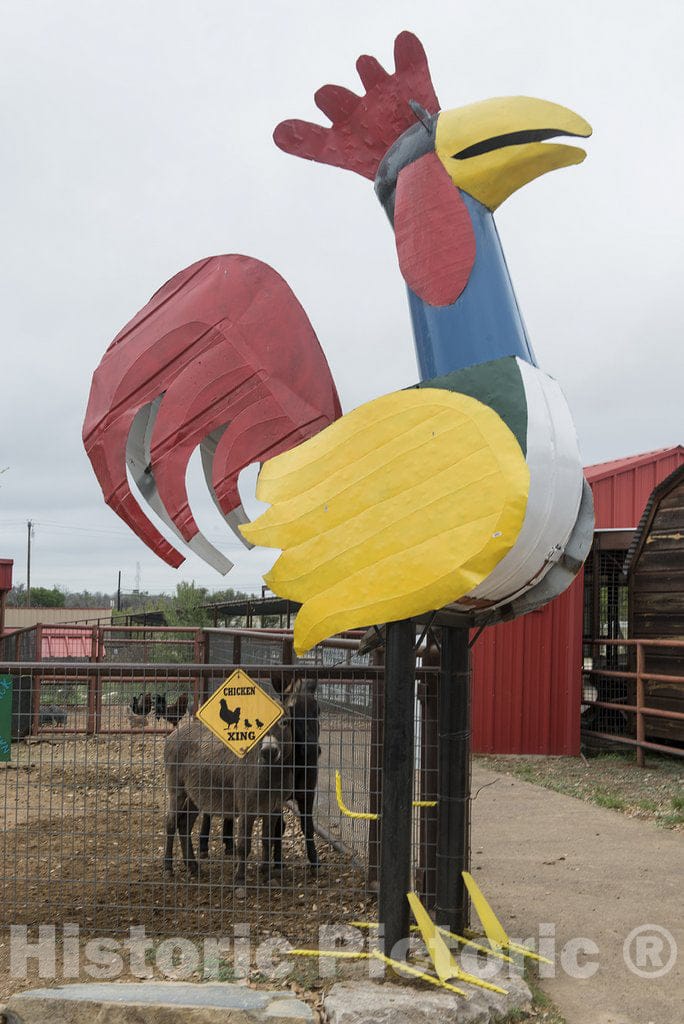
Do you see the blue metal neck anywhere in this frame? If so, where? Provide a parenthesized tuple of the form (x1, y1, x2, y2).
(407, 192, 538, 381)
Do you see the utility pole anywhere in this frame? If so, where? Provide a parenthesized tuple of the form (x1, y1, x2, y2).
(26, 520, 33, 608)
(116, 571, 121, 612)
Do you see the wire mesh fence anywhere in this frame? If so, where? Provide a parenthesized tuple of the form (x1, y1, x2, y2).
(0, 627, 38, 663)
(582, 546, 631, 738)
(0, 648, 442, 948)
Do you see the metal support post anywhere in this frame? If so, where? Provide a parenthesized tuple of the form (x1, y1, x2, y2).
(379, 618, 416, 957)
(435, 624, 471, 933)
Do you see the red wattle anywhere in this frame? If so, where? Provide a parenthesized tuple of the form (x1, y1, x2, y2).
(394, 152, 476, 307)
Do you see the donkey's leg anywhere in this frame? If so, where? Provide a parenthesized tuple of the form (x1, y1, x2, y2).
(260, 813, 283, 878)
(298, 792, 319, 869)
(164, 810, 177, 875)
(234, 813, 256, 885)
(222, 816, 234, 855)
(165, 787, 188, 875)
(178, 804, 200, 876)
(271, 813, 284, 872)
(198, 813, 212, 858)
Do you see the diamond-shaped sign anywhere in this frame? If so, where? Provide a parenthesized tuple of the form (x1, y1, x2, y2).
(196, 669, 284, 757)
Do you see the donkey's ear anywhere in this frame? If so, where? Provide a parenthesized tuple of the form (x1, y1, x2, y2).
(393, 151, 476, 307)
(283, 676, 301, 704)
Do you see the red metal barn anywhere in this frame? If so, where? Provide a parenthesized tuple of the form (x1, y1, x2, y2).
(471, 446, 684, 754)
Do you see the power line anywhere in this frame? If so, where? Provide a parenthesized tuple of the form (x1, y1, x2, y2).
(0, 518, 131, 538)
(0, 517, 245, 545)
(31, 519, 134, 538)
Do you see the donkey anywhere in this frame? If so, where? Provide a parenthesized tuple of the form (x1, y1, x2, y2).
(198, 678, 321, 870)
(163, 686, 293, 883)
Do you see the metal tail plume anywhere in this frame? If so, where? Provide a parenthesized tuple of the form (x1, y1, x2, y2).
(83, 255, 341, 571)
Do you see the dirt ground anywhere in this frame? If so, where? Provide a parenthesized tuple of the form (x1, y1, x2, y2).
(0, 730, 375, 962)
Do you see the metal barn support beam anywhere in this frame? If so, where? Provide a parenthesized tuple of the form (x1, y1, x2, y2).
(435, 625, 471, 933)
(379, 618, 416, 957)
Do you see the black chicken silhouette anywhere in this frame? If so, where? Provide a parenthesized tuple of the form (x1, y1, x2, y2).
(219, 699, 241, 730)
(255, 718, 264, 729)
(244, 718, 253, 728)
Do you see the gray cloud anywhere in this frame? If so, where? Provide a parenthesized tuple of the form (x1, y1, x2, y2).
(2, 0, 682, 594)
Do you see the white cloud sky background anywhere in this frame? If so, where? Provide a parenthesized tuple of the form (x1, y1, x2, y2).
(1, 0, 682, 600)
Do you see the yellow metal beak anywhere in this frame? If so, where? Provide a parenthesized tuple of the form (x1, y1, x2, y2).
(435, 96, 592, 210)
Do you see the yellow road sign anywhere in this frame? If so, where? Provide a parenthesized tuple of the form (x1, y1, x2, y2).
(196, 669, 284, 757)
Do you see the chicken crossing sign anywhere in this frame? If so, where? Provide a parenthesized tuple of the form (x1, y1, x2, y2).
(196, 669, 284, 757)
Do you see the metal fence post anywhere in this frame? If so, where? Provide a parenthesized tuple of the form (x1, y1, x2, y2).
(418, 634, 440, 907)
(379, 618, 416, 958)
(368, 648, 384, 889)
(31, 624, 43, 736)
(94, 626, 104, 733)
(636, 641, 645, 767)
(87, 626, 99, 735)
(194, 629, 207, 705)
(435, 624, 471, 933)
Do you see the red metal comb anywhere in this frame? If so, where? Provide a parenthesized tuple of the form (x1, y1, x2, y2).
(273, 31, 440, 181)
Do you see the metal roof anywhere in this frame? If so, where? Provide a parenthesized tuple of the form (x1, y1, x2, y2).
(202, 596, 300, 618)
(586, 446, 684, 530)
(585, 446, 684, 483)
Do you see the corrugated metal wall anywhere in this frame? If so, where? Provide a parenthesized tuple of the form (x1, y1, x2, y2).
(472, 446, 684, 755)
(472, 580, 583, 754)
(586, 448, 684, 529)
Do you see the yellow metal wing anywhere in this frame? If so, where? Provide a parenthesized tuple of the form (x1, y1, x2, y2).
(241, 388, 529, 654)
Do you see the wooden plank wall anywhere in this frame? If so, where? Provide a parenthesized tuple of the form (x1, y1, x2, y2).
(630, 477, 684, 741)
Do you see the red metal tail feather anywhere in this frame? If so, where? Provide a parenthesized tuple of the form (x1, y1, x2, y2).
(83, 255, 341, 569)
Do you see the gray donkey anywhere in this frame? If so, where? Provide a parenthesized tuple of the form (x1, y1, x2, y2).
(198, 678, 320, 870)
(163, 682, 293, 886)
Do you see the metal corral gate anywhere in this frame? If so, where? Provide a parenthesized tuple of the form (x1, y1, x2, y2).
(0, 627, 445, 944)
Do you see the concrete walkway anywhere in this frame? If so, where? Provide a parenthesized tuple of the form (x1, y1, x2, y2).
(471, 764, 682, 1024)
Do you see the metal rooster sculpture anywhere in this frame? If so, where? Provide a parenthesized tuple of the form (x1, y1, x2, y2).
(84, 32, 594, 654)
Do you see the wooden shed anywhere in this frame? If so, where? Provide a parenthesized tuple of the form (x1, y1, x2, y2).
(623, 464, 684, 744)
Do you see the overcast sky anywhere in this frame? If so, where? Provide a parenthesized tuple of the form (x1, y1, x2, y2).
(1, 0, 682, 601)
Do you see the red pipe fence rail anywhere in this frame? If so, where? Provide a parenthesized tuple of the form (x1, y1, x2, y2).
(582, 638, 684, 765)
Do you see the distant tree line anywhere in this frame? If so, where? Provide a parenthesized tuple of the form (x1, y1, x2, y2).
(8, 584, 72, 608)
(6, 582, 259, 627)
